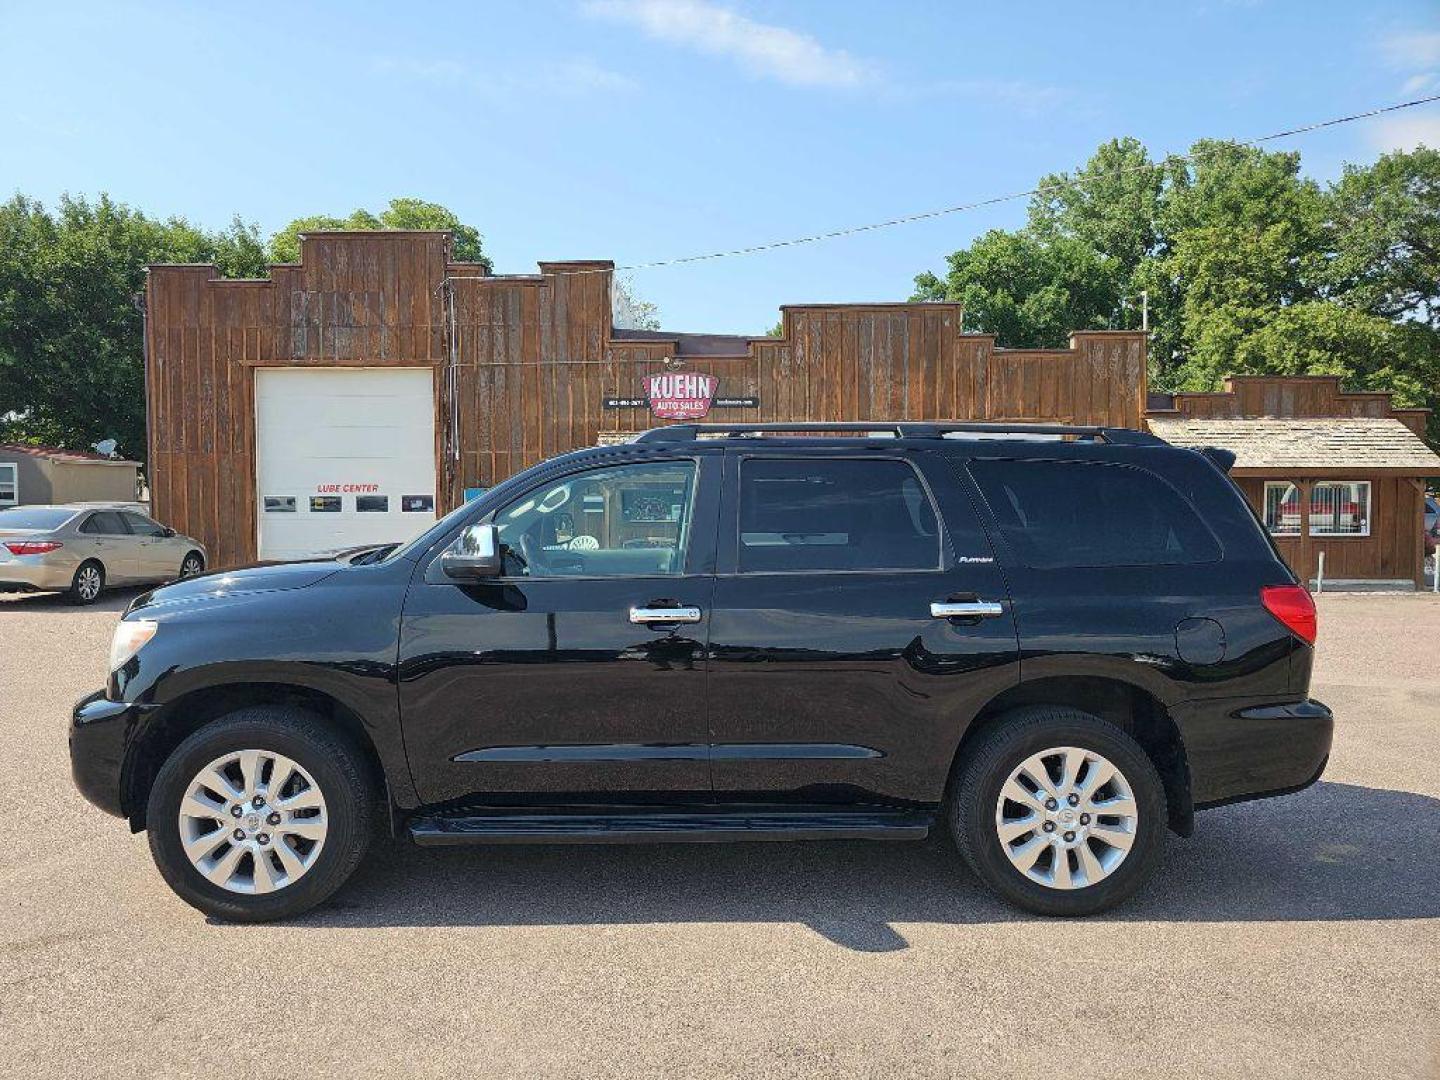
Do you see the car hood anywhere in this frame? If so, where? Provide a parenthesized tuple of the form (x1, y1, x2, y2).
(130, 559, 343, 610)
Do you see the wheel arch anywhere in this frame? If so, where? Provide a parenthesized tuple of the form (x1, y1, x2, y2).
(952, 675, 1194, 836)
(123, 682, 393, 835)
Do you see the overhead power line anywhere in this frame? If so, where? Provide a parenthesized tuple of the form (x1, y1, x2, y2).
(563, 93, 1439, 277)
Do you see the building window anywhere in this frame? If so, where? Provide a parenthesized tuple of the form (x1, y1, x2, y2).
(0, 463, 16, 506)
(1263, 482, 1301, 536)
(1309, 481, 1371, 537)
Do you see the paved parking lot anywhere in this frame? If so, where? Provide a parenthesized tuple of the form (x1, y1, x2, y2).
(2, 589, 1437, 1079)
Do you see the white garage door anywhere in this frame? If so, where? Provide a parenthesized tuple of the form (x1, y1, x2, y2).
(255, 368, 438, 561)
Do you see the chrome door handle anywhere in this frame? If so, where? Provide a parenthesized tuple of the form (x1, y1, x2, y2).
(930, 601, 1004, 619)
(630, 606, 703, 625)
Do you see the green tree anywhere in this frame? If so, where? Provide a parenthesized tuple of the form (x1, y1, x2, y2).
(913, 138, 1440, 446)
(0, 194, 262, 462)
(1324, 147, 1440, 328)
(1029, 137, 1162, 274)
(268, 198, 490, 268)
(913, 229, 1124, 348)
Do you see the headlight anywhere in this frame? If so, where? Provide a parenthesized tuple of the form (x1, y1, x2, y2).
(110, 620, 158, 672)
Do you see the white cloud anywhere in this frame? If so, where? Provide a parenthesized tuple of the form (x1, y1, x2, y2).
(372, 56, 636, 97)
(1380, 30, 1440, 70)
(1401, 71, 1438, 94)
(1369, 113, 1440, 152)
(581, 0, 875, 88)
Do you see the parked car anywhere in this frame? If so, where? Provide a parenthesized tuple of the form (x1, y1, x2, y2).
(69, 422, 1331, 922)
(0, 504, 207, 603)
(1426, 497, 1438, 557)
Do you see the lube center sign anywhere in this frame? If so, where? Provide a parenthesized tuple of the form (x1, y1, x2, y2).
(603, 371, 759, 419)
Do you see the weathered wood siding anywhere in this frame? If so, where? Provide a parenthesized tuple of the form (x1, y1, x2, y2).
(147, 232, 1148, 568)
(1154, 376, 1430, 435)
(1235, 476, 1425, 584)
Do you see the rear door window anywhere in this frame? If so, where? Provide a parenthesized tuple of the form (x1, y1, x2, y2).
(79, 511, 130, 536)
(737, 458, 941, 573)
(968, 458, 1220, 568)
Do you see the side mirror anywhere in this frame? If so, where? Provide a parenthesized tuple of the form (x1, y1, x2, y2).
(162, 527, 177, 538)
(441, 524, 503, 580)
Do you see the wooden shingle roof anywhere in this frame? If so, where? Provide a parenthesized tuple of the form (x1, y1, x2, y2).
(1146, 417, 1440, 474)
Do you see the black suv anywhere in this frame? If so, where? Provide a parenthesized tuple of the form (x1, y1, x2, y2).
(70, 422, 1332, 921)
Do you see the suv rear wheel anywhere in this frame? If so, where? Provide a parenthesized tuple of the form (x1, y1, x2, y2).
(950, 706, 1166, 916)
(146, 706, 374, 922)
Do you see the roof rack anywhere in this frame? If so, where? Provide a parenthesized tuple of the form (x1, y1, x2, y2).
(632, 421, 1164, 446)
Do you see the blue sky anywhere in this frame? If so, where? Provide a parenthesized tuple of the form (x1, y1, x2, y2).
(3, 1, 1439, 333)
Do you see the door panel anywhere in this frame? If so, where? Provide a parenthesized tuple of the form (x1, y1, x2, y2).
(78, 511, 137, 582)
(121, 512, 174, 580)
(706, 449, 1020, 806)
(398, 454, 721, 806)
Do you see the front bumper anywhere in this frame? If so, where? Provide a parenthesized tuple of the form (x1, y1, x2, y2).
(0, 556, 75, 591)
(70, 690, 159, 819)
(1176, 698, 1334, 810)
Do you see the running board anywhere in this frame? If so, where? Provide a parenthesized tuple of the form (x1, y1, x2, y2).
(408, 806, 934, 846)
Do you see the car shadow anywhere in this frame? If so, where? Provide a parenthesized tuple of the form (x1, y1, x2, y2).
(0, 586, 147, 614)
(277, 781, 1440, 950)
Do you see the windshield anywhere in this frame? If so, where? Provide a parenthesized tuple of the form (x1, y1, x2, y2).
(0, 507, 76, 531)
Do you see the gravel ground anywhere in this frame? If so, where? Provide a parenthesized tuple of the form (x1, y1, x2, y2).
(1, 588, 1437, 1079)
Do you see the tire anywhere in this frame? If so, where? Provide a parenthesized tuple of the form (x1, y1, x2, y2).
(179, 551, 205, 578)
(66, 560, 105, 605)
(949, 706, 1166, 917)
(145, 706, 375, 922)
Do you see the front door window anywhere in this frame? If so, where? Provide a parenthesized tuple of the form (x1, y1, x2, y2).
(493, 462, 697, 578)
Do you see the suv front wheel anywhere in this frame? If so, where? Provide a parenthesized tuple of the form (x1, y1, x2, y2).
(146, 706, 375, 922)
(950, 706, 1166, 916)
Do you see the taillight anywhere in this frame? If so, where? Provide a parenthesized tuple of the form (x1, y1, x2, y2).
(4, 540, 63, 556)
(1261, 585, 1317, 645)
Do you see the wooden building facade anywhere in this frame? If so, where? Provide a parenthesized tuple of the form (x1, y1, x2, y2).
(145, 230, 1147, 569)
(145, 231, 1434, 582)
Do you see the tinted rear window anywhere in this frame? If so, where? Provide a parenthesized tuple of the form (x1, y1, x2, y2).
(79, 511, 129, 535)
(0, 507, 75, 530)
(738, 458, 941, 572)
(969, 459, 1220, 568)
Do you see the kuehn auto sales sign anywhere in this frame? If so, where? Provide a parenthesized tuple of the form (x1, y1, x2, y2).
(603, 372, 758, 419)
(645, 372, 716, 419)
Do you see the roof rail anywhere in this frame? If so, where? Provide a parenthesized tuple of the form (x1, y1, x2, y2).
(632, 421, 1164, 446)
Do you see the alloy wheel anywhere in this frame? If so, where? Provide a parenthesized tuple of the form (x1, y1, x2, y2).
(994, 746, 1138, 890)
(76, 565, 102, 601)
(180, 555, 203, 577)
(177, 749, 328, 895)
